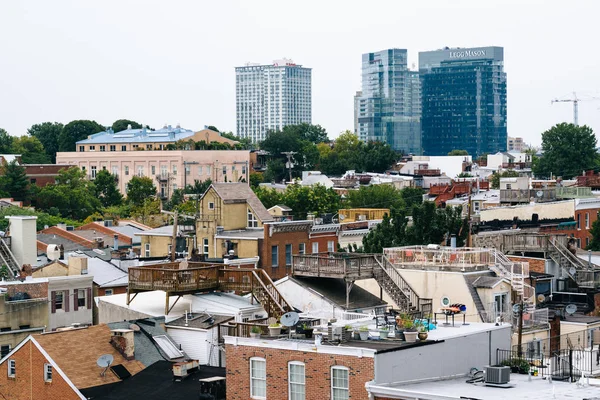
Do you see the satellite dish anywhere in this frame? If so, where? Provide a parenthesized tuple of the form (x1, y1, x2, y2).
(280, 312, 300, 327)
(565, 304, 578, 315)
(339, 214, 345, 221)
(537, 294, 546, 303)
(512, 304, 521, 314)
(129, 324, 141, 332)
(96, 354, 114, 368)
(536, 191, 544, 198)
(569, 267, 577, 276)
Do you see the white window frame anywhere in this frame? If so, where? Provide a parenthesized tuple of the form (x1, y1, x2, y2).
(299, 243, 305, 255)
(248, 208, 258, 228)
(285, 244, 292, 266)
(44, 363, 52, 382)
(77, 289, 86, 308)
(203, 238, 209, 254)
(271, 245, 279, 267)
(327, 240, 335, 253)
(137, 166, 144, 177)
(208, 202, 215, 210)
(91, 166, 97, 179)
(288, 361, 305, 400)
(172, 165, 178, 175)
(105, 289, 113, 296)
(7, 359, 15, 377)
(145, 243, 150, 257)
(55, 291, 64, 310)
(331, 366, 349, 400)
(250, 357, 266, 399)
(586, 212, 590, 229)
(312, 242, 318, 254)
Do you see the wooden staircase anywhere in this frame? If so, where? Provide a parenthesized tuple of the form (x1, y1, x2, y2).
(246, 269, 294, 320)
(548, 238, 593, 286)
(373, 255, 432, 317)
(490, 250, 535, 310)
(0, 238, 20, 278)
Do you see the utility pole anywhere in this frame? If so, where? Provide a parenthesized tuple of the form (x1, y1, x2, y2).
(517, 301, 524, 357)
(171, 211, 178, 262)
(281, 152, 296, 183)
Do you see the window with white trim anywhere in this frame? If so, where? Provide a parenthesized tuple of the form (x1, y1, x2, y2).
(248, 209, 258, 228)
(91, 166, 97, 179)
(105, 289, 113, 296)
(586, 212, 590, 229)
(44, 363, 52, 382)
(250, 357, 266, 398)
(137, 166, 144, 177)
(203, 238, 209, 254)
(327, 240, 335, 252)
(299, 243, 305, 255)
(312, 242, 318, 254)
(77, 289, 86, 308)
(7, 359, 15, 377)
(55, 291, 64, 310)
(145, 243, 150, 257)
(285, 244, 292, 266)
(288, 361, 305, 400)
(208, 202, 215, 210)
(331, 366, 349, 400)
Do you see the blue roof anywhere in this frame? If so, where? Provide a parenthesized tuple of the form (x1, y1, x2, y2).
(77, 126, 195, 145)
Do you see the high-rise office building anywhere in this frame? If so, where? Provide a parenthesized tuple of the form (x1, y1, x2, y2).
(235, 59, 311, 143)
(353, 91, 362, 135)
(356, 49, 421, 154)
(419, 46, 507, 156)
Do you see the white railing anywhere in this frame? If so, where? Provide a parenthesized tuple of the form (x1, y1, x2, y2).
(384, 246, 494, 268)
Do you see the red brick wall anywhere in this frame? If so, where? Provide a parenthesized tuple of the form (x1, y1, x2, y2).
(0, 282, 48, 300)
(97, 286, 127, 296)
(507, 256, 545, 274)
(24, 165, 70, 188)
(0, 339, 82, 400)
(573, 209, 598, 249)
(76, 222, 133, 245)
(226, 344, 374, 400)
(261, 227, 310, 281)
(309, 232, 339, 254)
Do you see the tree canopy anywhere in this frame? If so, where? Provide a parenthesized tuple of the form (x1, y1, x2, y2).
(448, 149, 469, 156)
(126, 176, 157, 207)
(11, 136, 51, 164)
(0, 129, 13, 154)
(490, 170, 520, 189)
(254, 183, 340, 220)
(0, 161, 30, 201)
(35, 167, 101, 220)
(111, 119, 142, 132)
(587, 213, 600, 251)
(27, 122, 63, 163)
(362, 202, 467, 253)
(58, 120, 105, 152)
(533, 123, 598, 179)
(94, 169, 123, 207)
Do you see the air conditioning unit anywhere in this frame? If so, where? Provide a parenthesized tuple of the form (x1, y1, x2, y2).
(484, 366, 510, 385)
(66, 226, 75, 231)
(358, 215, 367, 221)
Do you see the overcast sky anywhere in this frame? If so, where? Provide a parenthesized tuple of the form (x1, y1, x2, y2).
(1, 0, 599, 146)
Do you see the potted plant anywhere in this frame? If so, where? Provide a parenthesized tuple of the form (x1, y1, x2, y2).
(250, 326, 261, 339)
(358, 326, 369, 341)
(268, 322, 282, 336)
(303, 324, 314, 338)
(417, 325, 428, 341)
(343, 325, 353, 342)
(352, 329, 361, 340)
(395, 314, 408, 340)
(379, 326, 390, 339)
(403, 320, 418, 343)
(296, 323, 305, 334)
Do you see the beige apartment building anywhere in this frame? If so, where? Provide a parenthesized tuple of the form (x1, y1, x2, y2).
(56, 149, 250, 199)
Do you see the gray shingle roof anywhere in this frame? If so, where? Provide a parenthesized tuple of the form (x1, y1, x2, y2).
(210, 183, 274, 222)
(472, 276, 505, 289)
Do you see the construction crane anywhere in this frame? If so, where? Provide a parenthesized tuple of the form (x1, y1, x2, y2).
(551, 92, 600, 126)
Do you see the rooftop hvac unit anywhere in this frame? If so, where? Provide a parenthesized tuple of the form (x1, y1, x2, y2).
(66, 226, 75, 231)
(484, 366, 510, 385)
(358, 215, 367, 221)
(314, 218, 323, 225)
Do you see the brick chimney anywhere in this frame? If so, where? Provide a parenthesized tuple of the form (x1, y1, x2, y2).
(110, 329, 135, 360)
(68, 256, 88, 275)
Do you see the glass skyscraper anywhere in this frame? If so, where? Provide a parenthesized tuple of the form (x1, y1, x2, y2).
(236, 59, 311, 143)
(357, 49, 421, 154)
(419, 46, 507, 156)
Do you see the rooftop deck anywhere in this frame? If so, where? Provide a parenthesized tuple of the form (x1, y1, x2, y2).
(291, 253, 379, 279)
(384, 246, 496, 271)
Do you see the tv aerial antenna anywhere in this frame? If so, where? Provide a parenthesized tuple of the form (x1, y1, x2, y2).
(96, 354, 114, 377)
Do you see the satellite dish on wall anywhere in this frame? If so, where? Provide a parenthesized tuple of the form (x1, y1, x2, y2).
(280, 312, 300, 327)
(129, 324, 141, 332)
(536, 191, 544, 198)
(537, 294, 546, 303)
(565, 304, 578, 315)
(569, 267, 577, 276)
(512, 304, 521, 314)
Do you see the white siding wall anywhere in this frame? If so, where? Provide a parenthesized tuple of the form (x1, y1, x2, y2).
(166, 327, 217, 366)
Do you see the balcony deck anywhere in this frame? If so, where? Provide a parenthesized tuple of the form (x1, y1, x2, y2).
(291, 253, 379, 279)
(383, 246, 496, 271)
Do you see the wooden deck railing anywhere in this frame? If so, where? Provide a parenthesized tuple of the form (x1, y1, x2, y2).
(128, 265, 220, 293)
(291, 254, 378, 279)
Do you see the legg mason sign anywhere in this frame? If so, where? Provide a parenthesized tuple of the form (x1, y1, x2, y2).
(449, 49, 486, 59)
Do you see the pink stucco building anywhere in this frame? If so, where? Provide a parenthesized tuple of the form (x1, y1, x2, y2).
(56, 150, 250, 199)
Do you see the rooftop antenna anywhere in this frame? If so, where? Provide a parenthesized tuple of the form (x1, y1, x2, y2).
(280, 311, 300, 339)
(96, 354, 114, 377)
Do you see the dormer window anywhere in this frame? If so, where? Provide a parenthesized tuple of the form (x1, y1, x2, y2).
(248, 208, 258, 228)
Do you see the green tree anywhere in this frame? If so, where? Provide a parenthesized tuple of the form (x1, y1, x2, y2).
(281, 183, 340, 220)
(533, 123, 598, 179)
(163, 188, 185, 211)
(345, 185, 404, 210)
(35, 167, 101, 220)
(111, 119, 142, 132)
(94, 169, 123, 207)
(0, 128, 14, 154)
(0, 206, 80, 231)
(253, 186, 284, 210)
(249, 172, 263, 188)
(448, 149, 469, 156)
(58, 120, 105, 152)
(11, 136, 51, 164)
(27, 122, 63, 163)
(0, 161, 30, 201)
(126, 176, 157, 207)
(400, 187, 424, 211)
(362, 209, 408, 253)
(587, 213, 600, 250)
(207, 125, 219, 132)
(131, 198, 161, 225)
(490, 170, 520, 189)
(184, 179, 212, 196)
(361, 141, 398, 172)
